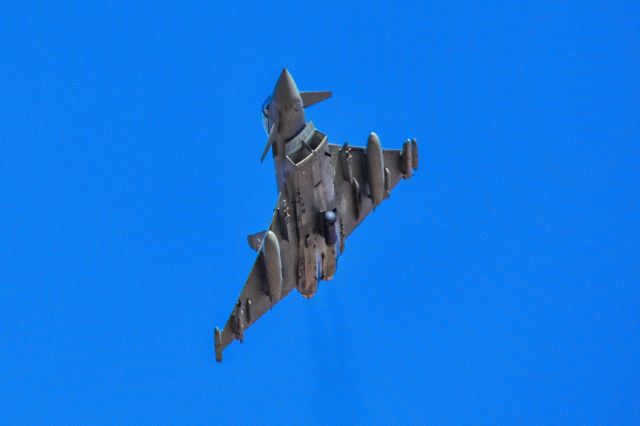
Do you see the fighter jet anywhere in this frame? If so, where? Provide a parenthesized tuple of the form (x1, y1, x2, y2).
(214, 68, 419, 362)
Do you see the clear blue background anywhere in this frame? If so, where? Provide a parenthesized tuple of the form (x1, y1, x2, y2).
(1, 1, 638, 424)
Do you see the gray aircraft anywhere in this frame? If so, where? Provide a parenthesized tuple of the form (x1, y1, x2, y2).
(214, 69, 419, 362)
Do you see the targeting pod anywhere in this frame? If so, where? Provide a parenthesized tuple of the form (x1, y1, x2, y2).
(323, 210, 337, 246)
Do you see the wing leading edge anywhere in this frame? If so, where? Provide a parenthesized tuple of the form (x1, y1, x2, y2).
(214, 192, 298, 362)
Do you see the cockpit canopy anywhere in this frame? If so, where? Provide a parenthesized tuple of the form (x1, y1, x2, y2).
(261, 96, 273, 135)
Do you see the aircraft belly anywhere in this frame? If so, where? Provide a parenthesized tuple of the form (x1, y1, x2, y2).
(283, 125, 338, 297)
(214, 69, 420, 362)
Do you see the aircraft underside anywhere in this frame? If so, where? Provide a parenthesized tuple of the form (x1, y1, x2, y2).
(214, 69, 418, 361)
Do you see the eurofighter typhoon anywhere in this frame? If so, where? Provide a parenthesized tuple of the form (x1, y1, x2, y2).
(214, 69, 419, 361)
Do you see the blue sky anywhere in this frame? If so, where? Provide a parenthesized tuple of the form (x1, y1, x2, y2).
(1, 1, 639, 424)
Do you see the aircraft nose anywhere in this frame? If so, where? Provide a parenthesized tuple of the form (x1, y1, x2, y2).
(272, 68, 301, 104)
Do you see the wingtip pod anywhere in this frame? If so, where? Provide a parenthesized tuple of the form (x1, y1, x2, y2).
(411, 138, 419, 170)
(214, 327, 223, 362)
